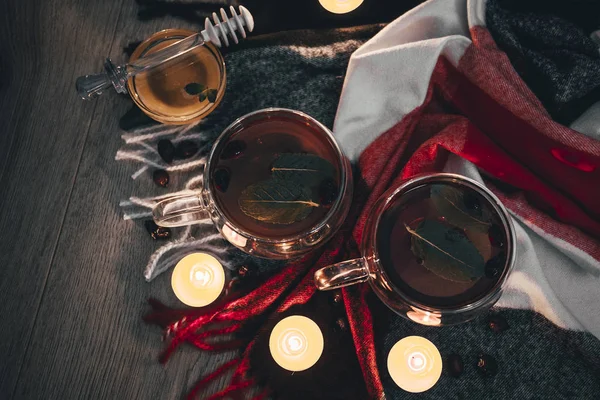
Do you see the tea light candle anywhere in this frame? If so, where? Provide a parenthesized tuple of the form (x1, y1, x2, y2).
(171, 253, 225, 307)
(269, 315, 324, 372)
(387, 336, 442, 393)
(318, 0, 364, 14)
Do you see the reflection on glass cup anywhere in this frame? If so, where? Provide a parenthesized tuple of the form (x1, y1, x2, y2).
(314, 174, 516, 325)
(153, 108, 353, 259)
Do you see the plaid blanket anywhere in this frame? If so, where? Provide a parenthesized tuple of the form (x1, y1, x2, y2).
(119, 0, 600, 398)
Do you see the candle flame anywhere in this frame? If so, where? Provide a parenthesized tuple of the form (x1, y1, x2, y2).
(280, 329, 308, 357)
(408, 351, 427, 372)
(190, 263, 214, 287)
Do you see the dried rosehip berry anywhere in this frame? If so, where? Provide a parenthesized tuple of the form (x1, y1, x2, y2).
(157, 139, 175, 164)
(334, 317, 347, 332)
(487, 314, 509, 333)
(152, 169, 169, 188)
(174, 140, 199, 159)
(332, 291, 343, 304)
(144, 220, 171, 240)
(476, 353, 498, 377)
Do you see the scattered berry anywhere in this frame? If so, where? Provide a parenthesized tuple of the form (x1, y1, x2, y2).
(335, 317, 347, 332)
(144, 220, 171, 240)
(476, 353, 498, 377)
(157, 139, 175, 164)
(174, 140, 199, 159)
(152, 169, 169, 188)
(332, 291, 343, 304)
(487, 314, 509, 333)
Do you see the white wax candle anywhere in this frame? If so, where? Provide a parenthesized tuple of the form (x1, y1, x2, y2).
(318, 0, 364, 14)
(171, 253, 225, 307)
(269, 315, 324, 372)
(387, 336, 442, 393)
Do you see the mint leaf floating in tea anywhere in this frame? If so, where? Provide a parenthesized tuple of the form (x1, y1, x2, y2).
(184, 82, 205, 96)
(406, 219, 485, 282)
(206, 89, 218, 103)
(430, 185, 492, 231)
(239, 179, 319, 224)
(271, 153, 335, 186)
(197, 88, 217, 103)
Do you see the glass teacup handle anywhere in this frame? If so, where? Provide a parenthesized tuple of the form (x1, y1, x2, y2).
(152, 192, 211, 227)
(314, 258, 370, 290)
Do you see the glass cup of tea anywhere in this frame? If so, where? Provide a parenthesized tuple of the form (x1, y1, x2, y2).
(314, 173, 516, 325)
(153, 108, 353, 259)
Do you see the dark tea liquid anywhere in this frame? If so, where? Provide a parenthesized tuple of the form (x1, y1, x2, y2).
(376, 182, 508, 308)
(210, 116, 342, 238)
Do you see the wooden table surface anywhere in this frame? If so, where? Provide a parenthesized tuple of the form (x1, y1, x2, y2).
(0, 0, 238, 398)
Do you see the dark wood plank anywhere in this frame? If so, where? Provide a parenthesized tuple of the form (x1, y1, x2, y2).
(11, 3, 232, 399)
(0, 0, 125, 397)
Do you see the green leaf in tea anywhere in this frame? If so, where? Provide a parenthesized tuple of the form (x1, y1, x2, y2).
(207, 89, 218, 103)
(406, 219, 485, 283)
(184, 82, 205, 96)
(271, 153, 335, 186)
(198, 91, 207, 102)
(239, 179, 319, 225)
(430, 184, 492, 231)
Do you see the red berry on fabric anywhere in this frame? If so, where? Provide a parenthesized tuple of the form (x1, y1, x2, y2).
(144, 220, 171, 240)
(157, 139, 175, 164)
(487, 314, 509, 333)
(476, 353, 498, 377)
(152, 169, 169, 188)
(174, 140, 199, 159)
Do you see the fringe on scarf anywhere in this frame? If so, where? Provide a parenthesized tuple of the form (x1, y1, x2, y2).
(116, 114, 237, 281)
